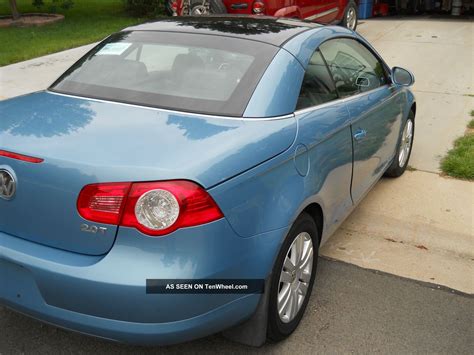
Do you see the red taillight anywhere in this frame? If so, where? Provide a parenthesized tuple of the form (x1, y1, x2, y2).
(77, 182, 131, 225)
(252, 1, 265, 14)
(0, 150, 43, 163)
(77, 180, 223, 236)
(171, 0, 178, 15)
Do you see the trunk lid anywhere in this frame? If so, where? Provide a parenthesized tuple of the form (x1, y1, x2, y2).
(0, 92, 296, 255)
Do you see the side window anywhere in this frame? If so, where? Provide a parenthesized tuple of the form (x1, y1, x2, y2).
(296, 50, 339, 110)
(319, 39, 388, 97)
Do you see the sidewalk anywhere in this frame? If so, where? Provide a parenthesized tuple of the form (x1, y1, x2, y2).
(0, 43, 95, 100)
(320, 170, 474, 294)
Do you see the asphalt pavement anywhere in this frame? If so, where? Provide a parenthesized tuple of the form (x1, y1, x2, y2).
(1, 258, 472, 354)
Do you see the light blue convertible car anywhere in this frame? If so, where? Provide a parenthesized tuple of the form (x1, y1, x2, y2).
(0, 16, 415, 346)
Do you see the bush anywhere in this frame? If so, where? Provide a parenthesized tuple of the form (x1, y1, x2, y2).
(32, 0, 74, 13)
(124, 0, 164, 17)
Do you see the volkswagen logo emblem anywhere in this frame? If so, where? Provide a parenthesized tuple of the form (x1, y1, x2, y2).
(0, 169, 16, 200)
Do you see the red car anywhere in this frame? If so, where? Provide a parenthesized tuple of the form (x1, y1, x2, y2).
(168, 0, 359, 31)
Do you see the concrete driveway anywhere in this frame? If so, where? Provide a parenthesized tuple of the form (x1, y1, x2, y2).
(0, 16, 473, 352)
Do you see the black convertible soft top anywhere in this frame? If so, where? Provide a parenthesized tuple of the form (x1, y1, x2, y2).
(50, 29, 280, 116)
(124, 16, 321, 47)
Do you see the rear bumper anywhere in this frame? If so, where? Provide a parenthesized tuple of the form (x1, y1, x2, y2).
(0, 219, 288, 345)
(1, 267, 259, 345)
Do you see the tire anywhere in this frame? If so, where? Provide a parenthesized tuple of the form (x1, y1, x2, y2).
(267, 213, 319, 341)
(341, 1, 358, 31)
(189, 0, 227, 15)
(384, 111, 415, 177)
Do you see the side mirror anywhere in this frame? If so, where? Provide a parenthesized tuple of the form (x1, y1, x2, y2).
(392, 67, 415, 86)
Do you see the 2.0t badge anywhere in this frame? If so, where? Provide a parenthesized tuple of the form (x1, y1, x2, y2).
(0, 169, 16, 200)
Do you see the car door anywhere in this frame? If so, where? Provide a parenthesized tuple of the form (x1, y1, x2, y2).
(299, 0, 339, 23)
(294, 49, 354, 239)
(320, 38, 403, 203)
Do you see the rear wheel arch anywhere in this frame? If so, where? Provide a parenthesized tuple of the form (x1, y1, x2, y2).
(410, 102, 416, 118)
(301, 203, 324, 246)
(223, 208, 322, 346)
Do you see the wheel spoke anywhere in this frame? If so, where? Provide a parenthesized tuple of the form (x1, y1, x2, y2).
(284, 256, 296, 272)
(406, 123, 413, 141)
(300, 270, 311, 283)
(294, 235, 304, 266)
(278, 284, 291, 316)
(298, 282, 308, 297)
(399, 149, 405, 166)
(289, 288, 298, 319)
(280, 269, 293, 284)
(299, 243, 313, 271)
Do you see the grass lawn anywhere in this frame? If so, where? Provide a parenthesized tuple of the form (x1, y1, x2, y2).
(0, 0, 154, 66)
(440, 118, 474, 181)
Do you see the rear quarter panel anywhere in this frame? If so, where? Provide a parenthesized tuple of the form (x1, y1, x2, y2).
(209, 102, 353, 244)
(244, 49, 305, 117)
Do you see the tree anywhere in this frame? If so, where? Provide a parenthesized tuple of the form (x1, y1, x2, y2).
(9, 0, 20, 20)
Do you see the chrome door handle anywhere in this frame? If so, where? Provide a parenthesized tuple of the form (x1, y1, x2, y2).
(353, 129, 367, 141)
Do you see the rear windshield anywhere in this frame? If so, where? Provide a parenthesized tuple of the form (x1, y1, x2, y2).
(50, 31, 278, 116)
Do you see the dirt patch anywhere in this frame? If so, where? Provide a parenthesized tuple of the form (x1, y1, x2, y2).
(0, 13, 64, 28)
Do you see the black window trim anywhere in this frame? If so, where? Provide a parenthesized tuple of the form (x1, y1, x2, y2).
(295, 49, 341, 111)
(320, 35, 392, 83)
(318, 48, 342, 100)
(293, 35, 394, 115)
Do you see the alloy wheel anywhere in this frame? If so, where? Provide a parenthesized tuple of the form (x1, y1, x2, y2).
(346, 8, 357, 30)
(398, 119, 413, 168)
(191, 3, 209, 15)
(277, 232, 314, 323)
